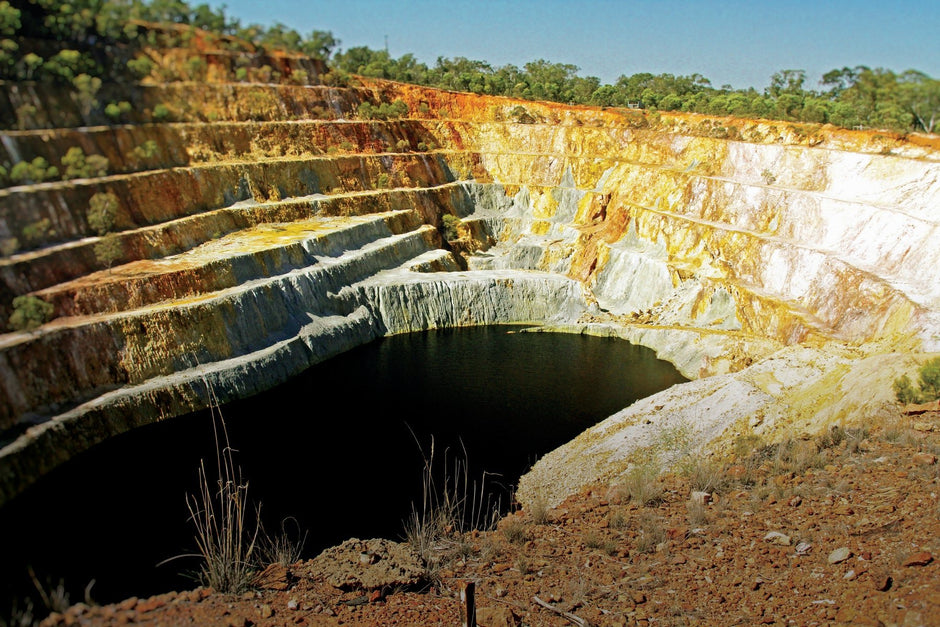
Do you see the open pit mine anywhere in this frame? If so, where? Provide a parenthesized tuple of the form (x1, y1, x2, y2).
(0, 40, 938, 513)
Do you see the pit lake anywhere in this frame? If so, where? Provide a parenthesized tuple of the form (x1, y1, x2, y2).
(0, 325, 687, 612)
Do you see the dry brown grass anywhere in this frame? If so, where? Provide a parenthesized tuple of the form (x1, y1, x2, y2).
(635, 512, 665, 554)
(680, 456, 728, 494)
(583, 531, 618, 556)
(608, 509, 629, 530)
(616, 463, 664, 507)
(500, 516, 530, 545)
(184, 412, 260, 594)
(526, 493, 551, 525)
(403, 435, 501, 565)
(687, 498, 707, 527)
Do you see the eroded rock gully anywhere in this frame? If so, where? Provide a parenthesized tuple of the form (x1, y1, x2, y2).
(1, 60, 938, 527)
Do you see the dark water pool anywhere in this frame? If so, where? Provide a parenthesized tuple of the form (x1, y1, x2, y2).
(0, 325, 686, 612)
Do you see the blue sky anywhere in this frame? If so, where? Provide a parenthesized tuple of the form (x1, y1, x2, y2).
(207, 0, 939, 91)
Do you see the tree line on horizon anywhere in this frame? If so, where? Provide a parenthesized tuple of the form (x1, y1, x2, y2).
(2, 0, 937, 134)
(327, 49, 938, 135)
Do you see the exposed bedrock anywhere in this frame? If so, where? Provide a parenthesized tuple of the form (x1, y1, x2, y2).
(0, 264, 591, 506)
(0, 77, 937, 509)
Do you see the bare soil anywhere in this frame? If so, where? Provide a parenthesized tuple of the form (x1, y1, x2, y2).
(40, 410, 940, 627)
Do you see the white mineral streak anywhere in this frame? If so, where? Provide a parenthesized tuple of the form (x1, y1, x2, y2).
(352, 269, 591, 335)
(591, 226, 676, 315)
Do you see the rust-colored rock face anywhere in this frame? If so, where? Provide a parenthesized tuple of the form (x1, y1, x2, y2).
(0, 44, 937, 508)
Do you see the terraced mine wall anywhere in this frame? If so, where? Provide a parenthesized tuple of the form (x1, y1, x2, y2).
(1, 70, 938, 509)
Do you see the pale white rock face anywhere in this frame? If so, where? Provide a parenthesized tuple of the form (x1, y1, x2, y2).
(592, 246, 674, 315)
(350, 267, 593, 335)
(517, 342, 918, 508)
(457, 134, 940, 508)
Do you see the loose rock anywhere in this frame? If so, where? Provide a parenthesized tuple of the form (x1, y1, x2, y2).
(476, 606, 519, 627)
(764, 531, 791, 546)
(828, 547, 852, 564)
(901, 551, 933, 567)
(307, 538, 426, 590)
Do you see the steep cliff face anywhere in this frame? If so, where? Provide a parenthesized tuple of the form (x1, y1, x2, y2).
(0, 55, 937, 508)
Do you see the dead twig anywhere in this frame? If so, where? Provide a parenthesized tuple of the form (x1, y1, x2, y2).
(460, 580, 476, 627)
(532, 595, 590, 627)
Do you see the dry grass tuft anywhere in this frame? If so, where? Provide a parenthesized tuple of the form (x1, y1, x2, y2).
(500, 516, 530, 545)
(687, 498, 707, 527)
(162, 383, 305, 594)
(257, 517, 307, 567)
(185, 411, 260, 594)
(403, 435, 501, 567)
(771, 438, 825, 474)
(584, 531, 618, 556)
(619, 463, 664, 506)
(526, 493, 551, 525)
(681, 456, 728, 494)
(635, 512, 665, 554)
(608, 509, 630, 530)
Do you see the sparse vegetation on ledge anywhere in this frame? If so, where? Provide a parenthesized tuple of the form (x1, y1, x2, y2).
(894, 357, 940, 405)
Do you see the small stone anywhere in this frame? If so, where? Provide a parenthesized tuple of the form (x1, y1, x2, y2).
(287, 598, 299, 610)
(666, 526, 688, 540)
(308, 538, 425, 590)
(788, 495, 802, 507)
(631, 591, 647, 604)
(255, 563, 291, 591)
(843, 569, 857, 580)
(912, 452, 938, 465)
(117, 597, 138, 611)
(764, 531, 791, 546)
(136, 597, 166, 613)
(872, 574, 892, 591)
(795, 541, 812, 555)
(259, 604, 274, 619)
(901, 551, 933, 567)
(690, 491, 711, 505)
(476, 606, 519, 627)
(828, 547, 852, 564)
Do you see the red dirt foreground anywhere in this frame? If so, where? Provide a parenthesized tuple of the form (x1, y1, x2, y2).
(41, 410, 939, 627)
